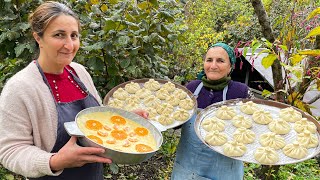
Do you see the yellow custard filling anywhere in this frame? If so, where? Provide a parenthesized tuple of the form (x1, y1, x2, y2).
(77, 112, 157, 153)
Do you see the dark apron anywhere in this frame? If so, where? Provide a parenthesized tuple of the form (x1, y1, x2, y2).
(31, 62, 103, 180)
(171, 83, 244, 180)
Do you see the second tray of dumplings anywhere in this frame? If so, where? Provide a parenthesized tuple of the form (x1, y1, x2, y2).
(194, 98, 320, 165)
(103, 78, 197, 130)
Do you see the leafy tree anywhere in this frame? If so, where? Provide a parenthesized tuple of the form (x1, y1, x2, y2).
(171, 0, 262, 84)
(0, 0, 40, 90)
(0, 0, 184, 98)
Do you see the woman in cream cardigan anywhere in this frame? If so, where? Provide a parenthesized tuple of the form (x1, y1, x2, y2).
(0, 1, 146, 179)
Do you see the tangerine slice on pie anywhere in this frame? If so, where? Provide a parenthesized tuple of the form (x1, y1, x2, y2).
(135, 144, 153, 152)
(134, 127, 149, 136)
(111, 130, 128, 140)
(85, 120, 103, 131)
(110, 115, 126, 125)
(87, 135, 103, 145)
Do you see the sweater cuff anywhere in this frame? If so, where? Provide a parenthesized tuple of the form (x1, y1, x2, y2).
(35, 152, 63, 177)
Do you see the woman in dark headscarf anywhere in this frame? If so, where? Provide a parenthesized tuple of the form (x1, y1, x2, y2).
(171, 42, 253, 180)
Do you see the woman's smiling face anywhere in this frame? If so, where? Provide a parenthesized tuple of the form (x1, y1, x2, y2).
(204, 47, 232, 80)
(35, 14, 80, 73)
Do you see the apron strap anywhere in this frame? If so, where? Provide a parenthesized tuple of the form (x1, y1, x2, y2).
(65, 67, 89, 93)
(222, 85, 228, 101)
(193, 81, 229, 101)
(193, 82, 203, 98)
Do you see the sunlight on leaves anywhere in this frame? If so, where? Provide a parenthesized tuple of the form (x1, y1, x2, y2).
(100, 4, 108, 12)
(298, 49, 320, 56)
(306, 7, 320, 20)
(289, 54, 304, 66)
(261, 54, 277, 68)
(305, 26, 320, 38)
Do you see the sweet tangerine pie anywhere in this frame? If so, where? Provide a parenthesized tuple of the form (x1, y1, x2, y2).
(77, 111, 156, 153)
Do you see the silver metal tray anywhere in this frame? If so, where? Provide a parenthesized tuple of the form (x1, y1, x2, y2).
(103, 78, 197, 131)
(194, 98, 320, 165)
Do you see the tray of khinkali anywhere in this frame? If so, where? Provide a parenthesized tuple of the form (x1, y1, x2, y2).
(194, 98, 320, 165)
(103, 78, 197, 131)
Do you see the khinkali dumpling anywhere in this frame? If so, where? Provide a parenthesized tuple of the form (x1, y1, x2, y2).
(125, 95, 140, 105)
(173, 109, 190, 121)
(166, 94, 180, 106)
(157, 103, 174, 115)
(156, 88, 169, 100)
(124, 82, 141, 94)
(215, 105, 236, 120)
(201, 117, 225, 132)
(240, 101, 260, 115)
(259, 132, 285, 150)
(157, 114, 174, 125)
(268, 118, 291, 134)
(144, 79, 161, 91)
(294, 118, 317, 133)
(233, 127, 256, 144)
(297, 130, 319, 148)
(204, 130, 228, 146)
(232, 115, 252, 128)
(136, 88, 152, 99)
(108, 99, 124, 109)
(179, 99, 194, 110)
(252, 110, 273, 125)
(123, 102, 140, 111)
(143, 95, 161, 108)
(279, 107, 302, 122)
(146, 107, 158, 120)
(173, 89, 188, 100)
(254, 147, 279, 164)
(223, 141, 247, 157)
(113, 88, 129, 100)
(283, 142, 308, 159)
(162, 82, 176, 92)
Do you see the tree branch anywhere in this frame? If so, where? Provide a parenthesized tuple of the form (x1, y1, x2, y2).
(250, 0, 285, 101)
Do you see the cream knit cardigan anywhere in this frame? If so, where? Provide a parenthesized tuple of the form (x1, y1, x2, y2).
(0, 62, 102, 178)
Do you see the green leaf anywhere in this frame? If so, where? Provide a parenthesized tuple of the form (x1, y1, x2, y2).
(87, 57, 104, 71)
(261, 54, 277, 68)
(149, 0, 159, 7)
(109, 0, 118, 4)
(117, 36, 130, 46)
(14, 43, 27, 57)
(90, 0, 99, 5)
(107, 64, 119, 76)
(103, 19, 117, 32)
(261, 89, 272, 99)
(252, 41, 262, 54)
(4, 174, 15, 180)
(306, 7, 320, 20)
(289, 54, 304, 65)
(158, 11, 175, 23)
(167, 34, 178, 41)
(298, 49, 320, 56)
(278, 45, 288, 51)
(256, 49, 271, 57)
(305, 26, 320, 39)
(243, 47, 249, 57)
(83, 42, 105, 51)
(120, 58, 130, 68)
(137, 1, 150, 10)
(100, 4, 108, 12)
(109, 162, 119, 174)
(261, 38, 273, 49)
